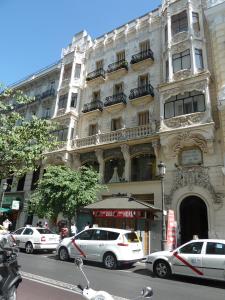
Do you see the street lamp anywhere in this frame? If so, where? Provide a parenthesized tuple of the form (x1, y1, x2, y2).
(0, 182, 8, 216)
(158, 161, 167, 251)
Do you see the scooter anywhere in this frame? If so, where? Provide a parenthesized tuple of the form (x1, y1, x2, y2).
(75, 257, 153, 300)
(0, 235, 22, 300)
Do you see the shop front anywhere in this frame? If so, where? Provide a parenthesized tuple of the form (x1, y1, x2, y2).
(0, 192, 24, 230)
(84, 196, 160, 255)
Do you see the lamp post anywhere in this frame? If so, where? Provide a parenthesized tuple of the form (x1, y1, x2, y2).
(158, 161, 167, 251)
(0, 182, 8, 216)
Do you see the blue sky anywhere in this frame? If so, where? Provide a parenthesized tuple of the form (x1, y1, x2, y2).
(1, 0, 161, 86)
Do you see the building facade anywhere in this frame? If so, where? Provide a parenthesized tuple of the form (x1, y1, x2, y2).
(1, 0, 225, 254)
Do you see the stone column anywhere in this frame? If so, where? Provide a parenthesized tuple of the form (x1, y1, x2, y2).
(121, 144, 130, 182)
(167, 13, 173, 82)
(95, 149, 104, 183)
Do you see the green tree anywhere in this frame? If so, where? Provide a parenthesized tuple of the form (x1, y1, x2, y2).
(29, 165, 105, 235)
(0, 86, 57, 180)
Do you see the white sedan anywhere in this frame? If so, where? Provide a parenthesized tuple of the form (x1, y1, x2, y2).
(146, 239, 225, 281)
(13, 226, 60, 254)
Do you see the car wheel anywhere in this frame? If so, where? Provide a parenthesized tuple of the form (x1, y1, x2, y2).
(103, 252, 117, 269)
(59, 247, 69, 261)
(25, 242, 34, 254)
(153, 260, 171, 279)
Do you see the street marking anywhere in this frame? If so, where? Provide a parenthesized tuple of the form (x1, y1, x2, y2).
(21, 271, 127, 300)
(71, 238, 86, 258)
(173, 251, 204, 276)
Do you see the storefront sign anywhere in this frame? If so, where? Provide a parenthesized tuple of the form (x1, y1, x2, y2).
(166, 209, 177, 250)
(93, 210, 144, 219)
(11, 200, 20, 210)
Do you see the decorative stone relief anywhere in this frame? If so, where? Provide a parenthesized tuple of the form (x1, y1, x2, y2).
(163, 112, 205, 129)
(172, 32, 188, 44)
(165, 166, 224, 205)
(173, 69, 191, 81)
(172, 132, 208, 156)
(169, 0, 187, 15)
(152, 140, 160, 158)
(172, 42, 189, 54)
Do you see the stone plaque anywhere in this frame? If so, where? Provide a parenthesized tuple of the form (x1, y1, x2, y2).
(181, 148, 202, 166)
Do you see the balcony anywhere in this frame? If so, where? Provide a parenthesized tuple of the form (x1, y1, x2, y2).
(130, 49, 154, 70)
(35, 88, 55, 101)
(82, 100, 103, 117)
(71, 124, 157, 149)
(129, 84, 154, 106)
(107, 60, 128, 80)
(86, 68, 105, 85)
(104, 93, 127, 112)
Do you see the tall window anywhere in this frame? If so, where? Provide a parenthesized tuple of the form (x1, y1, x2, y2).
(92, 90, 100, 101)
(116, 51, 125, 62)
(114, 83, 123, 95)
(74, 64, 81, 78)
(195, 49, 204, 70)
(111, 118, 122, 131)
(165, 60, 169, 82)
(131, 154, 156, 181)
(165, 25, 168, 43)
(138, 111, 149, 125)
(53, 127, 68, 141)
(138, 74, 149, 87)
(58, 94, 68, 109)
(140, 40, 150, 52)
(71, 93, 78, 108)
(192, 12, 200, 32)
(164, 91, 205, 119)
(171, 11, 188, 35)
(42, 107, 51, 119)
(96, 60, 104, 70)
(172, 49, 191, 72)
(63, 63, 72, 80)
(31, 167, 40, 190)
(17, 175, 26, 191)
(89, 124, 98, 136)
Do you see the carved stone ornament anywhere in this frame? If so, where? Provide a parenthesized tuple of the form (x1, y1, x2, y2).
(172, 42, 189, 54)
(163, 112, 205, 129)
(166, 166, 224, 205)
(169, 0, 187, 15)
(173, 69, 191, 81)
(172, 31, 188, 44)
(172, 132, 208, 156)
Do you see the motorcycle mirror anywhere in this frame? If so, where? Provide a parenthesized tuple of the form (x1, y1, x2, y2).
(141, 287, 153, 298)
(74, 257, 83, 269)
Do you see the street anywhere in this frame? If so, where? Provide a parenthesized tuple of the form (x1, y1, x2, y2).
(17, 251, 225, 300)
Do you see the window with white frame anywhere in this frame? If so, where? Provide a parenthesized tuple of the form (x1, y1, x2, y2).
(96, 60, 104, 70)
(140, 40, 150, 52)
(74, 64, 81, 78)
(138, 74, 149, 87)
(192, 12, 200, 32)
(114, 83, 123, 95)
(116, 51, 125, 62)
(111, 118, 122, 131)
(58, 94, 68, 109)
(89, 123, 98, 136)
(171, 11, 188, 35)
(92, 90, 100, 101)
(172, 49, 191, 73)
(164, 91, 205, 119)
(71, 93, 78, 108)
(195, 49, 204, 70)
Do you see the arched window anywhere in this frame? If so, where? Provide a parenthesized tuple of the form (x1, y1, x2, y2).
(131, 154, 156, 181)
(104, 158, 125, 183)
(164, 91, 205, 119)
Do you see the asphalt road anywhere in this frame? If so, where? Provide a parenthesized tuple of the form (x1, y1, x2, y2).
(18, 251, 225, 300)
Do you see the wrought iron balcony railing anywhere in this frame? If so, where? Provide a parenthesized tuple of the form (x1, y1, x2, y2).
(130, 49, 154, 64)
(82, 100, 103, 113)
(86, 68, 105, 81)
(35, 88, 55, 101)
(129, 84, 154, 100)
(107, 60, 128, 73)
(104, 93, 127, 107)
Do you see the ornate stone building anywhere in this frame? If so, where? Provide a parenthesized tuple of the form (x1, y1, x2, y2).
(2, 0, 225, 253)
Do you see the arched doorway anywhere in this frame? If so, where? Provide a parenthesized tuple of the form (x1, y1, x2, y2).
(180, 196, 208, 244)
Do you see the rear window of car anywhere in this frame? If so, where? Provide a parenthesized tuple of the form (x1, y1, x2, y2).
(206, 242, 225, 255)
(124, 232, 139, 243)
(36, 229, 54, 234)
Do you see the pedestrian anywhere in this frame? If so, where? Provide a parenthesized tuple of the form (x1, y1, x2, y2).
(71, 222, 77, 235)
(60, 223, 68, 240)
(44, 222, 49, 229)
(37, 221, 42, 227)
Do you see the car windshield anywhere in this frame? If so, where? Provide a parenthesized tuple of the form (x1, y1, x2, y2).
(124, 232, 139, 243)
(36, 228, 54, 234)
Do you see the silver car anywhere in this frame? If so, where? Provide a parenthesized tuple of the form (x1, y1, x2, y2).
(146, 239, 225, 281)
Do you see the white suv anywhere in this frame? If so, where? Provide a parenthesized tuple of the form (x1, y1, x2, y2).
(57, 227, 144, 269)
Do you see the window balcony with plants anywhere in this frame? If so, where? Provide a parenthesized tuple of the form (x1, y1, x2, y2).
(130, 49, 154, 70)
(129, 84, 154, 106)
(104, 93, 127, 112)
(107, 60, 128, 80)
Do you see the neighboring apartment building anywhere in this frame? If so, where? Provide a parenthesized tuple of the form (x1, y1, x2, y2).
(2, 0, 225, 253)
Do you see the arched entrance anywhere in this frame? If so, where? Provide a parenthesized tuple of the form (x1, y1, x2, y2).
(180, 196, 208, 244)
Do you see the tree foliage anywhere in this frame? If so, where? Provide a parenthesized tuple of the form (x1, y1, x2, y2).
(0, 85, 57, 180)
(29, 165, 105, 229)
